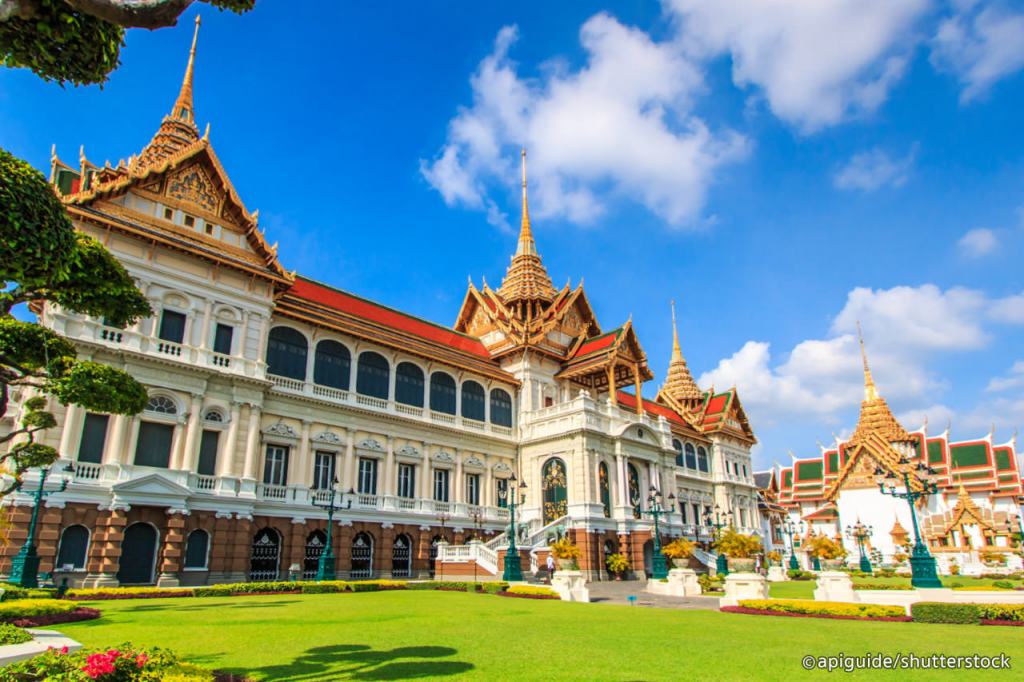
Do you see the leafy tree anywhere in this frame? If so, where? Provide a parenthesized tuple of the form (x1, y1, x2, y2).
(1, 0, 256, 86)
(1, 147, 152, 494)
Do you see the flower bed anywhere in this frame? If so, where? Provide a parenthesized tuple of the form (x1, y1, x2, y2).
(6, 607, 101, 628)
(0, 598, 78, 620)
(0, 622, 32, 646)
(736, 599, 906, 619)
(721, 605, 912, 623)
(2, 642, 228, 681)
(68, 589, 195, 601)
(852, 583, 914, 591)
(912, 602, 1024, 625)
(64, 580, 514, 601)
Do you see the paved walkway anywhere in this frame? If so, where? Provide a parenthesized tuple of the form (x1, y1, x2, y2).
(584, 580, 722, 610)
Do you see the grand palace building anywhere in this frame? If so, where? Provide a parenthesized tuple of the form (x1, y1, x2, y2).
(760, 339, 1024, 575)
(0, 21, 759, 587)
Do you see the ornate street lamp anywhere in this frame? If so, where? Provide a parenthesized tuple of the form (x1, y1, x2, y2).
(803, 523, 822, 572)
(703, 504, 732, 577)
(434, 510, 451, 581)
(8, 463, 74, 588)
(469, 507, 485, 584)
(498, 475, 527, 581)
(845, 519, 874, 574)
(874, 457, 942, 588)
(310, 479, 353, 582)
(630, 486, 676, 580)
(780, 517, 800, 570)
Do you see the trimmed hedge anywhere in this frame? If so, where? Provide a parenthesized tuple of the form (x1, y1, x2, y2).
(722, 605, 911, 622)
(912, 603, 982, 624)
(0, 599, 78, 619)
(738, 599, 906, 619)
(0, 622, 32, 645)
(852, 583, 914, 591)
(6, 607, 102, 628)
(0, 587, 57, 601)
(953, 586, 1014, 591)
(506, 585, 559, 598)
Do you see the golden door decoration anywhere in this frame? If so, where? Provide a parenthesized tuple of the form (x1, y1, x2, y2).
(542, 458, 568, 525)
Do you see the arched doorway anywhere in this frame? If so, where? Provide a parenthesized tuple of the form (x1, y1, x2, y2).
(303, 530, 327, 580)
(117, 523, 158, 584)
(542, 458, 567, 525)
(643, 539, 654, 579)
(250, 528, 281, 582)
(392, 534, 412, 578)
(351, 532, 373, 579)
(429, 534, 445, 578)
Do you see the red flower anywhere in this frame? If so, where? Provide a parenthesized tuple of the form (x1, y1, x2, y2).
(136, 653, 149, 667)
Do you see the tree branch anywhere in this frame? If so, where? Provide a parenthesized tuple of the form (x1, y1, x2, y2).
(60, 0, 194, 29)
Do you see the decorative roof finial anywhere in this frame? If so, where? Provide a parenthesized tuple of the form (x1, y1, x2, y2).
(172, 15, 201, 125)
(671, 301, 682, 362)
(857, 321, 879, 401)
(516, 148, 536, 257)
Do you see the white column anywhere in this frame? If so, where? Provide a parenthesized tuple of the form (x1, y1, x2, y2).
(198, 299, 213, 350)
(242, 405, 262, 479)
(169, 416, 188, 469)
(236, 310, 250, 359)
(484, 382, 491, 425)
(421, 443, 432, 499)
(255, 314, 270, 364)
(180, 393, 204, 472)
(616, 452, 629, 507)
(218, 402, 241, 477)
(102, 415, 128, 464)
(148, 301, 163, 339)
(343, 428, 356, 491)
(122, 416, 142, 465)
(455, 450, 464, 503)
(484, 456, 493, 507)
(385, 437, 395, 496)
(294, 420, 312, 487)
(58, 403, 82, 459)
(387, 358, 397, 401)
(455, 383, 463, 421)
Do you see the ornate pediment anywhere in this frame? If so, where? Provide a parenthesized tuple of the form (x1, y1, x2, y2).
(312, 430, 344, 445)
(493, 460, 513, 473)
(396, 444, 420, 457)
(166, 163, 220, 214)
(264, 421, 299, 439)
(464, 455, 484, 468)
(358, 436, 384, 452)
(432, 449, 455, 463)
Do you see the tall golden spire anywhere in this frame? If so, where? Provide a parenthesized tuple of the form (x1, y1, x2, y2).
(662, 301, 702, 404)
(135, 16, 202, 170)
(497, 148, 557, 304)
(849, 323, 914, 446)
(671, 300, 683, 362)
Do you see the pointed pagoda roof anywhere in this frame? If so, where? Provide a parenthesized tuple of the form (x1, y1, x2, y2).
(848, 325, 914, 447)
(135, 15, 203, 170)
(497, 150, 557, 302)
(663, 301, 702, 402)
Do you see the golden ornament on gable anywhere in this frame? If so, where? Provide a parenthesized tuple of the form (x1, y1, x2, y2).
(167, 164, 219, 213)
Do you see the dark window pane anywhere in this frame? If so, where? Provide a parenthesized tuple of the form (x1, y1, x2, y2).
(358, 458, 378, 494)
(685, 443, 697, 470)
(461, 381, 485, 421)
(184, 530, 209, 569)
(213, 323, 233, 355)
(78, 413, 109, 464)
(697, 447, 709, 472)
(356, 352, 390, 399)
(158, 310, 186, 344)
(313, 452, 336, 490)
(313, 340, 350, 389)
(263, 445, 289, 486)
(56, 525, 89, 569)
(197, 430, 219, 476)
(430, 373, 456, 414)
(267, 327, 308, 380)
(489, 389, 512, 427)
(395, 362, 424, 407)
(134, 421, 174, 468)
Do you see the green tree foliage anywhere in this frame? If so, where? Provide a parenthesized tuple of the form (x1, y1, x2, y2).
(1, 148, 151, 494)
(1, 0, 256, 86)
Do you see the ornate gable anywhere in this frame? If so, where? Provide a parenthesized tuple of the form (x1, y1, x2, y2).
(166, 162, 220, 214)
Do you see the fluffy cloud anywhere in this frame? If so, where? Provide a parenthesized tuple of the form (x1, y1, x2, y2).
(420, 17, 747, 228)
(665, 0, 930, 131)
(931, 1, 1024, 102)
(957, 227, 999, 256)
(987, 360, 1024, 392)
(834, 146, 917, 190)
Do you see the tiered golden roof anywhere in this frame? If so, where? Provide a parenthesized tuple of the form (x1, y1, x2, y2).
(848, 325, 915, 447)
(662, 301, 702, 403)
(497, 150, 557, 303)
(135, 16, 202, 170)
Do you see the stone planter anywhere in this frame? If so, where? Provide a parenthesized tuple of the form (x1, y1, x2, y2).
(557, 559, 576, 571)
(728, 557, 756, 572)
(822, 559, 845, 571)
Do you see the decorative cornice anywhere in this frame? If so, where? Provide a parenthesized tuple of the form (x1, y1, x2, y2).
(396, 444, 420, 457)
(264, 421, 299, 439)
(312, 430, 345, 445)
(432, 449, 455, 463)
(358, 436, 384, 452)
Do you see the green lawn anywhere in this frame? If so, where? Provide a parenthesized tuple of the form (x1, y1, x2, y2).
(56, 591, 1021, 681)
(769, 575, 1017, 600)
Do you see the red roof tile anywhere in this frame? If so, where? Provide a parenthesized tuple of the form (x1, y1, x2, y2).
(572, 329, 619, 359)
(289, 278, 491, 358)
(616, 391, 684, 424)
(705, 394, 729, 415)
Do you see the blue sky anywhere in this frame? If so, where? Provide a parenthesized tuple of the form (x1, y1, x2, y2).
(3, 0, 1023, 469)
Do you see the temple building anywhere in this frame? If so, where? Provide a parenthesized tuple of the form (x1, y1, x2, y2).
(764, 334, 1024, 575)
(0, 20, 758, 586)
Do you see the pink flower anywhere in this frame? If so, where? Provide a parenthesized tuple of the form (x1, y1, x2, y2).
(136, 653, 149, 667)
(60, 646, 69, 655)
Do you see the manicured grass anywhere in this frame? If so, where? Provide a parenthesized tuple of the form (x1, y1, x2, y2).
(769, 575, 1017, 600)
(57, 591, 1021, 680)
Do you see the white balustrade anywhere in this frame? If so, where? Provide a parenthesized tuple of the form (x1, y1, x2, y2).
(72, 462, 104, 483)
(355, 395, 388, 410)
(258, 483, 289, 501)
(192, 474, 217, 491)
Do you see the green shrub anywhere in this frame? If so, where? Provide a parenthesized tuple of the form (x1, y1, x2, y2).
(350, 582, 380, 593)
(978, 604, 1024, 622)
(301, 582, 350, 594)
(852, 583, 914, 591)
(0, 599, 78, 619)
(193, 586, 232, 597)
(786, 569, 814, 580)
(992, 580, 1013, 590)
(948, 581, 964, 588)
(0, 622, 32, 645)
(0, 587, 55, 602)
(481, 581, 509, 594)
(434, 581, 471, 590)
(739, 599, 905, 619)
(67, 586, 195, 599)
(911, 602, 982, 624)
(506, 585, 558, 597)
(406, 582, 439, 591)
(953, 585, 1014, 591)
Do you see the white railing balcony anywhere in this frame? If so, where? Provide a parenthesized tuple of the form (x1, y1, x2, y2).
(432, 501, 451, 514)
(209, 352, 232, 368)
(312, 489, 335, 504)
(154, 340, 184, 358)
(191, 474, 217, 492)
(356, 494, 382, 509)
(71, 462, 105, 483)
(429, 410, 456, 425)
(395, 403, 425, 418)
(463, 418, 486, 431)
(396, 497, 417, 511)
(312, 384, 348, 401)
(270, 374, 305, 393)
(258, 483, 289, 501)
(491, 425, 513, 436)
(355, 394, 388, 410)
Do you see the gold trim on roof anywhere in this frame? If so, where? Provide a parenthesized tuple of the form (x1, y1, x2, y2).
(497, 149, 557, 303)
(662, 300, 702, 403)
(848, 324, 914, 447)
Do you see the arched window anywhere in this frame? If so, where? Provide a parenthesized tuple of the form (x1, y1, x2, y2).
(490, 389, 512, 427)
(673, 439, 684, 467)
(627, 463, 641, 520)
(267, 327, 308, 380)
(685, 443, 697, 469)
(313, 340, 350, 389)
(461, 381, 485, 422)
(542, 458, 567, 525)
(56, 525, 89, 570)
(203, 410, 224, 423)
(145, 396, 177, 415)
(429, 372, 456, 414)
(351, 531, 373, 579)
(395, 362, 425, 407)
(697, 446, 709, 473)
(391, 534, 412, 578)
(598, 462, 611, 518)
(250, 528, 281, 582)
(303, 530, 327, 580)
(356, 352, 390, 399)
(184, 530, 209, 569)
(117, 523, 158, 584)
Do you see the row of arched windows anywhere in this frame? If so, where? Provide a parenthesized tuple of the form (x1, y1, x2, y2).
(672, 439, 711, 473)
(55, 524, 209, 582)
(267, 327, 513, 426)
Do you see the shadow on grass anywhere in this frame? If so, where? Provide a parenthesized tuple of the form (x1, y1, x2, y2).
(118, 600, 300, 613)
(242, 643, 473, 681)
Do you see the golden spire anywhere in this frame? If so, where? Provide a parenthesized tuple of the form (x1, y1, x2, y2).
(849, 324, 914, 446)
(516, 149, 537, 257)
(858, 321, 879, 401)
(662, 300, 702, 404)
(671, 300, 682, 362)
(172, 15, 201, 125)
(497, 148, 557, 304)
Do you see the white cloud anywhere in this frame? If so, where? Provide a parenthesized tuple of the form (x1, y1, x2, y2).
(989, 292, 1024, 323)
(931, 1, 1024, 102)
(897, 404, 958, 431)
(420, 17, 747, 228)
(957, 227, 999, 256)
(664, 0, 931, 131)
(834, 145, 917, 190)
(987, 360, 1024, 392)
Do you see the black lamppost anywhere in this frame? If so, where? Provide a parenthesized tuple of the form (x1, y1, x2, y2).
(846, 519, 874, 574)
(310, 479, 353, 582)
(8, 463, 74, 588)
(874, 457, 942, 588)
(780, 517, 800, 570)
(499, 475, 527, 581)
(631, 486, 675, 580)
(703, 504, 731, 576)
(435, 511, 451, 581)
(469, 507, 485, 584)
